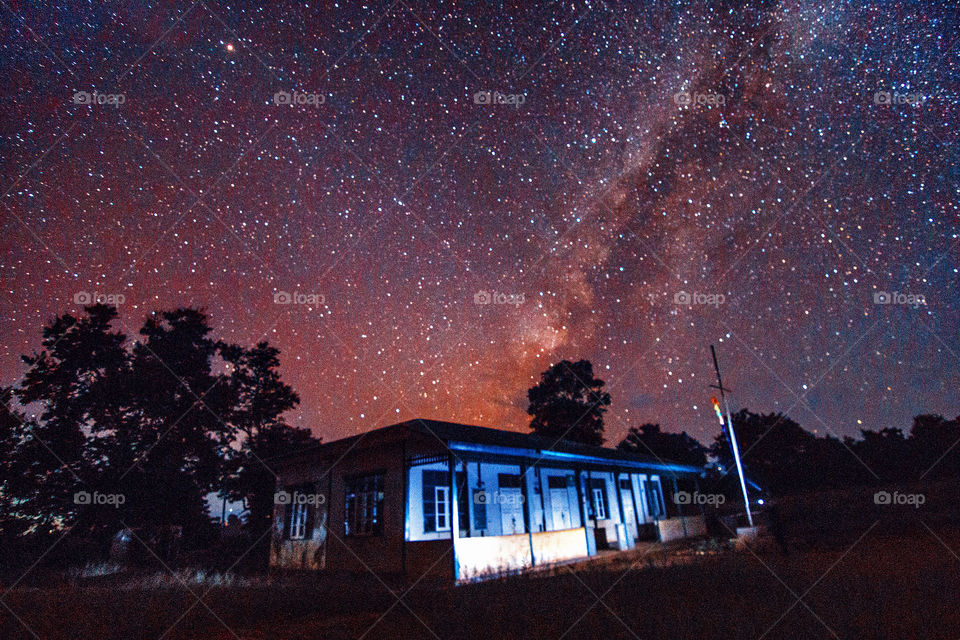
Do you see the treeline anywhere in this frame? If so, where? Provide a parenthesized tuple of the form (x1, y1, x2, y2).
(527, 359, 960, 496)
(619, 411, 960, 496)
(0, 304, 316, 566)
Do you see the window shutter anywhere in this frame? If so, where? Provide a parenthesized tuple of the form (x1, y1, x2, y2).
(282, 497, 294, 539)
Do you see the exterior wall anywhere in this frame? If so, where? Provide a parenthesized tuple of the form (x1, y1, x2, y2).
(405, 539, 453, 579)
(407, 460, 532, 541)
(456, 527, 589, 581)
(269, 511, 327, 569)
(532, 527, 589, 565)
(269, 461, 330, 570)
(472, 461, 525, 537)
(272, 438, 409, 574)
(585, 470, 627, 549)
(456, 531, 531, 579)
(323, 438, 424, 574)
(406, 461, 453, 542)
(657, 515, 707, 541)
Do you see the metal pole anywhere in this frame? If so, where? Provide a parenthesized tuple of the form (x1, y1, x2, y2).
(400, 441, 407, 575)
(672, 475, 688, 537)
(574, 468, 591, 554)
(711, 345, 754, 528)
(520, 464, 535, 566)
(448, 454, 460, 581)
(537, 466, 547, 532)
(724, 397, 753, 528)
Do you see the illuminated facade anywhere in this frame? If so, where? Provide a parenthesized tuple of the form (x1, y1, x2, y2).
(270, 420, 704, 582)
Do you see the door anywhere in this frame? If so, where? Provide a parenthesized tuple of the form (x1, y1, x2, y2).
(550, 488, 571, 529)
(547, 475, 572, 529)
(499, 487, 525, 535)
(619, 477, 638, 544)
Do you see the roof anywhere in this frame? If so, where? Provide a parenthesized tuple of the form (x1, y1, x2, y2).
(276, 418, 702, 476)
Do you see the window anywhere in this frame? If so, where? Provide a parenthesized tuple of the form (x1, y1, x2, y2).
(498, 473, 522, 488)
(422, 470, 445, 533)
(471, 489, 487, 530)
(345, 473, 384, 536)
(434, 485, 450, 531)
(289, 502, 309, 539)
(283, 483, 316, 540)
(592, 487, 607, 519)
(590, 478, 608, 520)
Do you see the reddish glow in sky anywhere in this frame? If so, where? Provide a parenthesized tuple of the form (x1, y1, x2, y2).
(1, 1, 958, 446)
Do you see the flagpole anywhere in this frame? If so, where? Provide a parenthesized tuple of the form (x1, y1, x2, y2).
(710, 345, 754, 528)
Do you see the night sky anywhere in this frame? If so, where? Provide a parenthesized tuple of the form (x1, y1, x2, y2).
(1, 1, 957, 446)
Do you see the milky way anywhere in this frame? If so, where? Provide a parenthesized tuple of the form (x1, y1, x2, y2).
(1, 0, 958, 446)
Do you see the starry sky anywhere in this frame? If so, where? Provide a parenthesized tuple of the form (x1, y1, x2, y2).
(1, 0, 958, 447)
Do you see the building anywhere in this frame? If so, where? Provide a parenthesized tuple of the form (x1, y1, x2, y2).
(270, 419, 706, 582)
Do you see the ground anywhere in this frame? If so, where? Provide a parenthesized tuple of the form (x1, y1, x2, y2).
(2, 484, 959, 639)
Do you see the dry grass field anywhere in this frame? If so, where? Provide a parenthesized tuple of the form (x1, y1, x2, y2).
(3, 483, 958, 639)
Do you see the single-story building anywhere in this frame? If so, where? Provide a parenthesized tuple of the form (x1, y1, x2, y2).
(270, 419, 706, 582)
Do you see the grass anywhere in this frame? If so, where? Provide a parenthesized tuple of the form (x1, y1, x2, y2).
(3, 486, 959, 639)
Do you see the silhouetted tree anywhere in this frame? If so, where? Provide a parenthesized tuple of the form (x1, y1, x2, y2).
(0, 387, 37, 539)
(710, 409, 824, 495)
(15, 304, 128, 533)
(618, 423, 708, 468)
(2, 305, 306, 559)
(119, 308, 236, 538)
(908, 414, 960, 480)
(851, 427, 913, 483)
(527, 359, 610, 446)
(220, 341, 315, 547)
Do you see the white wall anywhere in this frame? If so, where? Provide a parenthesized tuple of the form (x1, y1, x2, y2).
(407, 461, 529, 541)
(406, 461, 449, 541)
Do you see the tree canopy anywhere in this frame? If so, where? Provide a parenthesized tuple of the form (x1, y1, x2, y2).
(527, 359, 611, 446)
(618, 423, 708, 468)
(1, 304, 316, 555)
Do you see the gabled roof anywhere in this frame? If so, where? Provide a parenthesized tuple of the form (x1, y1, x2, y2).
(276, 418, 702, 476)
